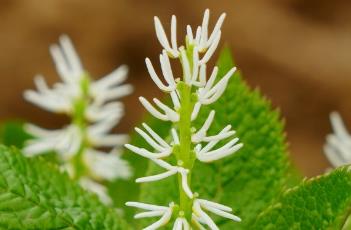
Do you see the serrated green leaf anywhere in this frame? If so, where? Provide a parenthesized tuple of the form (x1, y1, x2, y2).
(0, 145, 129, 230)
(253, 166, 351, 229)
(138, 47, 294, 229)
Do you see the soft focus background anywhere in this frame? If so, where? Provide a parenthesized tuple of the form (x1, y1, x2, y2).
(1, 0, 351, 177)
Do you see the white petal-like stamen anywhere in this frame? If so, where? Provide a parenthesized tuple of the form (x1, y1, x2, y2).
(172, 128, 180, 145)
(178, 167, 193, 198)
(135, 210, 165, 219)
(139, 97, 169, 121)
(199, 30, 221, 65)
(144, 207, 173, 230)
(207, 13, 226, 47)
(192, 214, 207, 230)
(197, 199, 232, 212)
(205, 67, 236, 98)
(160, 50, 177, 88)
(198, 67, 236, 105)
(196, 199, 241, 224)
(135, 127, 167, 151)
(180, 47, 191, 84)
(170, 90, 181, 109)
(192, 110, 215, 143)
(153, 98, 179, 122)
(199, 9, 210, 51)
(173, 218, 190, 230)
(171, 15, 178, 52)
(146, 58, 175, 92)
(126, 202, 174, 230)
(125, 143, 172, 159)
(198, 125, 236, 154)
(197, 139, 243, 162)
(199, 64, 207, 87)
(186, 25, 194, 44)
(193, 200, 219, 230)
(142, 123, 170, 148)
(154, 16, 179, 57)
(136, 168, 177, 183)
(201, 66, 218, 95)
(195, 26, 202, 46)
(191, 102, 202, 121)
(191, 46, 200, 83)
(126, 202, 170, 211)
(324, 112, 351, 168)
(203, 125, 236, 142)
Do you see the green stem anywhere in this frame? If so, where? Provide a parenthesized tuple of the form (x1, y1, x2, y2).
(177, 82, 194, 221)
(176, 43, 198, 222)
(70, 74, 91, 180)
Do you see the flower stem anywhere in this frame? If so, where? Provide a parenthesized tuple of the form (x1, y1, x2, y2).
(71, 74, 91, 180)
(177, 81, 196, 222)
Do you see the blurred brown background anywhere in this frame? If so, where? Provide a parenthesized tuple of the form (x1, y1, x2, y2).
(1, 0, 351, 177)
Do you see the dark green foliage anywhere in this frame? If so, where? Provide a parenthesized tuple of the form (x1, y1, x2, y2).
(0, 121, 31, 148)
(253, 167, 351, 229)
(0, 145, 129, 230)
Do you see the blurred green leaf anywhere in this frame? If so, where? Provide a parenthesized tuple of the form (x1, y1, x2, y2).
(0, 120, 31, 148)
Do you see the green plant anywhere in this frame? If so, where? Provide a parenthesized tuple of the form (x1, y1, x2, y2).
(1, 8, 351, 230)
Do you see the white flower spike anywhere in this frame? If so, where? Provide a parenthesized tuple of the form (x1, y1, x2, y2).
(324, 112, 351, 168)
(126, 9, 243, 229)
(23, 35, 133, 205)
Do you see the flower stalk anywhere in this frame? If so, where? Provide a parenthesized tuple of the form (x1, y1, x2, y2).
(23, 36, 133, 204)
(126, 9, 243, 229)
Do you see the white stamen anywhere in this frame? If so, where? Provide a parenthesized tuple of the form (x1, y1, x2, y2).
(186, 25, 194, 44)
(180, 47, 191, 84)
(136, 169, 177, 183)
(199, 30, 221, 65)
(178, 167, 193, 198)
(146, 58, 175, 92)
(192, 110, 215, 143)
(139, 97, 169, 121)
(171, 128, 180, 145)
(135, 210, 164, 219)
(191, 102, 202, 121)
(199, 9, 209, 50)
(153, 98, 179, 122)
(207, 13, 226, 47)
(171, 15, 177, 51)
(142, 123, 170, 148)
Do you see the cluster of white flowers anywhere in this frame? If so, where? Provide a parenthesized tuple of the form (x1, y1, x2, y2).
(23, 35, 132, 205)
(324, 112, 351, 168)
(125, 9, 243, 229)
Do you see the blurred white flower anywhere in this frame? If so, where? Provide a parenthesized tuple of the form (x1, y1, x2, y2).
(84, 149, 132, 181)
(23, 35, 133, 205)
(80, 177, 113, 205)
(324, 112, 351, 167)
